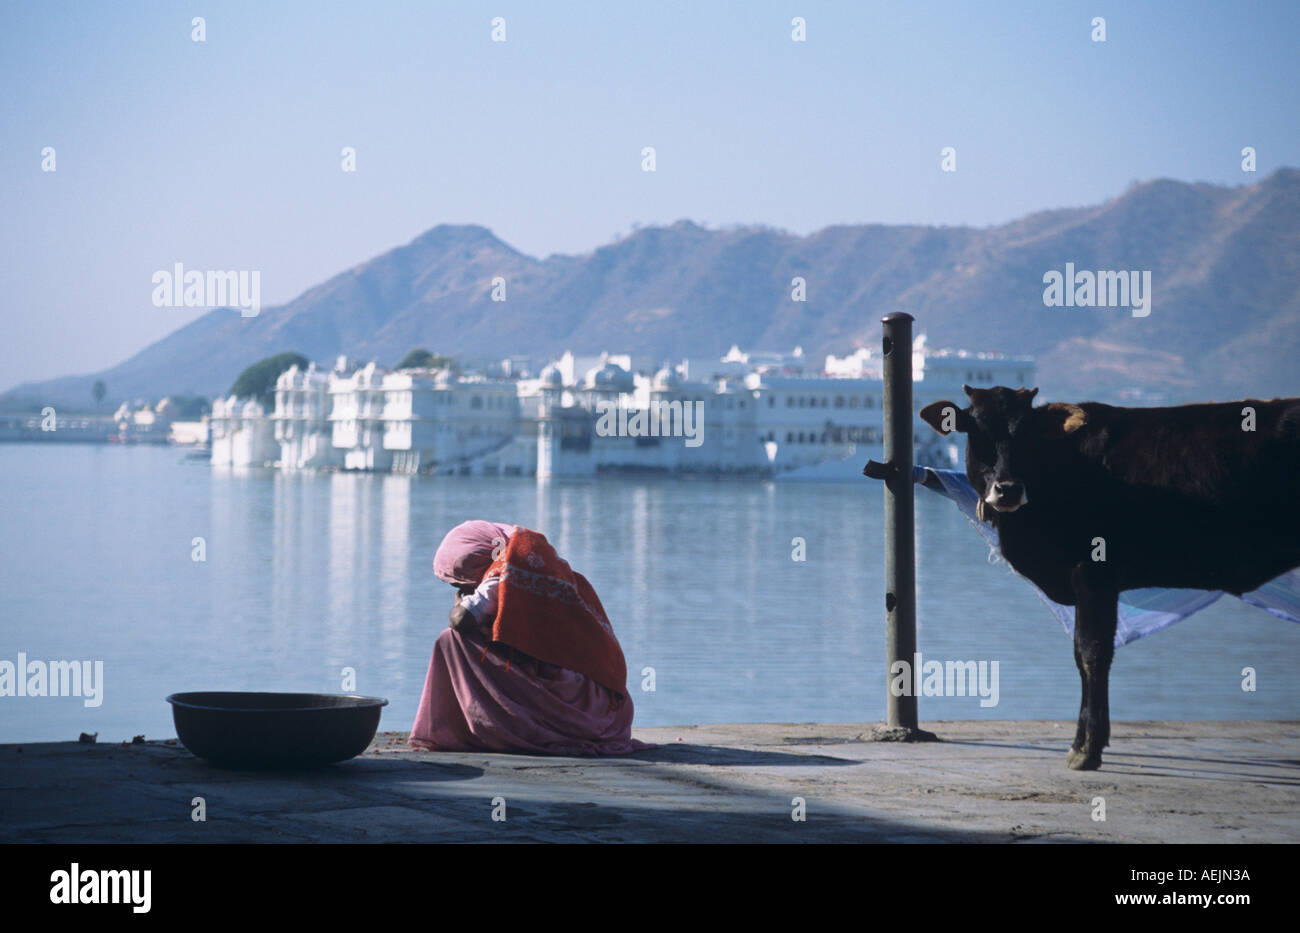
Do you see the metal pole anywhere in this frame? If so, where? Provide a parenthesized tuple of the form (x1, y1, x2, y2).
(863, 314, 937, 741)
(881, 312, 917, 730)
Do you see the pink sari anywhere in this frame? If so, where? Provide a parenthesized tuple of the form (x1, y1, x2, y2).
(409, 626, 650, 756)
(410, 520, 652, 756)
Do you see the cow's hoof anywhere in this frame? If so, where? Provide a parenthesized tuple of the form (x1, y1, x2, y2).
(1067, 747, 1102, 771)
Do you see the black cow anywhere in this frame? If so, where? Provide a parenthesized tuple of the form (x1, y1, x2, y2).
(920, 386, 1300, 770)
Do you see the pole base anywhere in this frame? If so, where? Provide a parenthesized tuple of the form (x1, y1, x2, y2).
(865, 724, 940, 743)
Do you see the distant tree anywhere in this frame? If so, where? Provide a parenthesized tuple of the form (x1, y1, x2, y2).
(92, 380, 106, 408)
(167, 395, 210, 419)
(229, 352, 310, 406)
(395, 348, 454, 370)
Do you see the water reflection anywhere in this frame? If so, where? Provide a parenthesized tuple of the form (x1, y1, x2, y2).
(378, 475, 411, 667)
(2, 444, 1297, 744)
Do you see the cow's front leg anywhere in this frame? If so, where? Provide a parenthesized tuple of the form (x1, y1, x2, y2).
(1071, 639, 1089, 758)
(1067, 562, 1118, 771)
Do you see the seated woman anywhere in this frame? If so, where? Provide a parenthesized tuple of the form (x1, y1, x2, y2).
(409, 519, 651, 756)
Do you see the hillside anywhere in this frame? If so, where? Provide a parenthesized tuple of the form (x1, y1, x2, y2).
(6, 169, 1298, 408)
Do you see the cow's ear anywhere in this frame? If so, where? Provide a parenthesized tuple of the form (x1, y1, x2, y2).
(1041, 402, 1088, 437)
(920, 400, 969, 435)
(1018, 387, 1039, 402)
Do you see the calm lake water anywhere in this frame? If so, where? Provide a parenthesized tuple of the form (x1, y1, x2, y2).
(2, 443, 1297, 743)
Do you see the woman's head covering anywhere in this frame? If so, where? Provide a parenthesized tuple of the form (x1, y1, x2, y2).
(433, 520, 516, 586)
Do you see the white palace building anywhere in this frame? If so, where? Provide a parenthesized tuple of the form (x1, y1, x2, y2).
(210, 339, 1034, 479)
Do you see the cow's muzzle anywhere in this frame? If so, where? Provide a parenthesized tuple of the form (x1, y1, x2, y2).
(985, 481, 1028, 513)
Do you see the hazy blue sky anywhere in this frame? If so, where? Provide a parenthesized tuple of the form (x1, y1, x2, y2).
(2, 1, 1297, 388)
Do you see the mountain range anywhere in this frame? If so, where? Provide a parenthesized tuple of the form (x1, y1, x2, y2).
(7, 168, 1298, 409)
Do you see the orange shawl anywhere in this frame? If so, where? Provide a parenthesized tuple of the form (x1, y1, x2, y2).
(483, 529, 628, 696)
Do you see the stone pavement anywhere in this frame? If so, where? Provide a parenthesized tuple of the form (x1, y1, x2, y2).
(2, 721, 1296, 843)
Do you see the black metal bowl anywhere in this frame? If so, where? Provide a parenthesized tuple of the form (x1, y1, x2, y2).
(166, 692, 388, 768)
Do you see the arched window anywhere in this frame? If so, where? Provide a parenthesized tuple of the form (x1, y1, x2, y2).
(835, 396, 844, 408)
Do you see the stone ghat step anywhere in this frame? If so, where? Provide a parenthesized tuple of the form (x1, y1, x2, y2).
(1, 720, 1296, 843)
